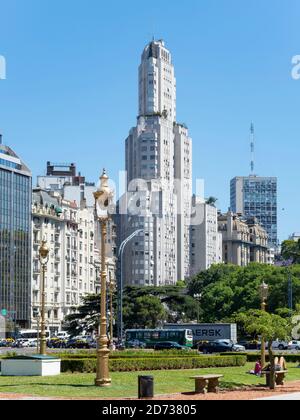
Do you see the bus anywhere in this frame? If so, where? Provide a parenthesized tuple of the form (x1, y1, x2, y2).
(18, 329, 51, 343)
(125, 329, 193, 349)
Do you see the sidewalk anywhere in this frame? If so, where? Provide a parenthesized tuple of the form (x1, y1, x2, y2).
(257, 392, 300, 401)
(1, 381, 300, 400)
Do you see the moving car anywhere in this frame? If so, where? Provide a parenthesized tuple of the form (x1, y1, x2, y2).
(272, 341, 289, 350)
(126, 339, 146, 349)
(55, 331, 70, 340)
(202, 340, 245, 354)
(28, 339, 38, 348)
(288, 341, 300, 351)
(12, 339, 31, 348)
(258, 341, 289, 350)
(66, 338, 90, 349)
(47, 338, 67, 348)
(238, 340, 259, 350)
(0, 339, 7, 347)
(154, 341, 189, 351)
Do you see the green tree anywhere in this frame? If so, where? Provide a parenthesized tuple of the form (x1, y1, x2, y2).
(281, 240, 300, 264)
(187, 263, 300, 323)
(238, 310, 291, 389)
(125, 295, 167, 329)
(64, 294, 101, 337)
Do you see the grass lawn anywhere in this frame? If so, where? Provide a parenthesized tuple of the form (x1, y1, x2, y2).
(0, 363, 300, 399)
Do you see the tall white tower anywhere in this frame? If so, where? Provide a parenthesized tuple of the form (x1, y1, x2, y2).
(121, 40, 192, 286)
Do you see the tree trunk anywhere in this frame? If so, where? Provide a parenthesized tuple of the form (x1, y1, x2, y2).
(268, 343, 276, 390)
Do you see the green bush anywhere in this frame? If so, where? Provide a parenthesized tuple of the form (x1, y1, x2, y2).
(220, 352, 300, 363)
(57, 350, 199, 360)
(61, 355, 247, 373)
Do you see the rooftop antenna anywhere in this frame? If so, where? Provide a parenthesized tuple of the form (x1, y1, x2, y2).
(250, 123, 255, 175)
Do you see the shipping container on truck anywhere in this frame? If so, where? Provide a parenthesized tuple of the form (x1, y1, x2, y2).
(164, 323, 237, 345)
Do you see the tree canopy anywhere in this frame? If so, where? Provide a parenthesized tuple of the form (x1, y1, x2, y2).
(238, 310, 292, 389)
(64, 263, 300, 336)
(281, 239, 300, 264)
(187, 263, 300, 323)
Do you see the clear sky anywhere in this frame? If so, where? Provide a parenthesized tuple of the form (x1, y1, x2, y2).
(0, 0, 299, 242)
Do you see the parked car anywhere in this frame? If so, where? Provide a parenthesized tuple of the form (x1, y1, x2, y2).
(154, 341, 189, 351)
(288, 341, 300, 351)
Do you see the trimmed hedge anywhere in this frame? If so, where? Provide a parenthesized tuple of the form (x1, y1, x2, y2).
(61, 355, 247, 373)
(221, 352, 300, 363)
(58, 350, 200, 360)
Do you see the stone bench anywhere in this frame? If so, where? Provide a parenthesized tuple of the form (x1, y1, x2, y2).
(261, 370, 288, 387)
(190, 374, 224, 394)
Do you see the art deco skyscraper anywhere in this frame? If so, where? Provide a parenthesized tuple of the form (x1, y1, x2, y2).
(120, 40, 192, 286)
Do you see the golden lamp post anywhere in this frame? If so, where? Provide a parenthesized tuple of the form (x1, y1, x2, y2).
(109, 277, 115, 348)
(39, 240, 50, 356)
(94, 169, 114, 387)
(259, 281, 269, 368)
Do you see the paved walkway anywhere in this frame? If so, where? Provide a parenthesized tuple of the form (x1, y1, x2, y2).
(257, 392, 300, 401)
(1, 381, 300, 400)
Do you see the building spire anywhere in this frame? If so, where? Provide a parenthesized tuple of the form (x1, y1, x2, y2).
(250, 122, 255, 175)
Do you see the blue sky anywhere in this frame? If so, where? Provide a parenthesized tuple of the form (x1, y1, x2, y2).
(0, 0, 299, 241)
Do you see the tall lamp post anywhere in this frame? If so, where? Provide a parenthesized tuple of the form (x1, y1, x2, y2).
(94, 169, 114, 387)
(193, 293, 202, 323)
(39, 241, 50, 356)
(117, 229, 144, 344)
(259, 281, 269, 368)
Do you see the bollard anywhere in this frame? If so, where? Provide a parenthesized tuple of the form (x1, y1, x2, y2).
(138, 375, 154, 399)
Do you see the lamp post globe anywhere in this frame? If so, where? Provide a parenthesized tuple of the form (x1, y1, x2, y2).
(39, 241, 49, 261)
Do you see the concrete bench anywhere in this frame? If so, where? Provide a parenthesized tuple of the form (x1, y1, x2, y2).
(190, 374, 224, 394)
(261, 370, 288, 387)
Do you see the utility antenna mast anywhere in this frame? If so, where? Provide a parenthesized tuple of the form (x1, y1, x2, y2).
(250, 123, 255, 175)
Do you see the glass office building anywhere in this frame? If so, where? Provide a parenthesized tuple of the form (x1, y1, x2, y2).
(0, 142, 32, 328)
(230, 176, 278, 247)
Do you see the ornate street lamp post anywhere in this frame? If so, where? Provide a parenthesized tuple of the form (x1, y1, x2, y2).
(259, 281, 269, 368)
(39, 240, 50, 356)
(94, 169, 114, 387)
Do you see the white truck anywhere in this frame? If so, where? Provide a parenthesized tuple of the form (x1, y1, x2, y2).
(164, 323, 238, 345)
